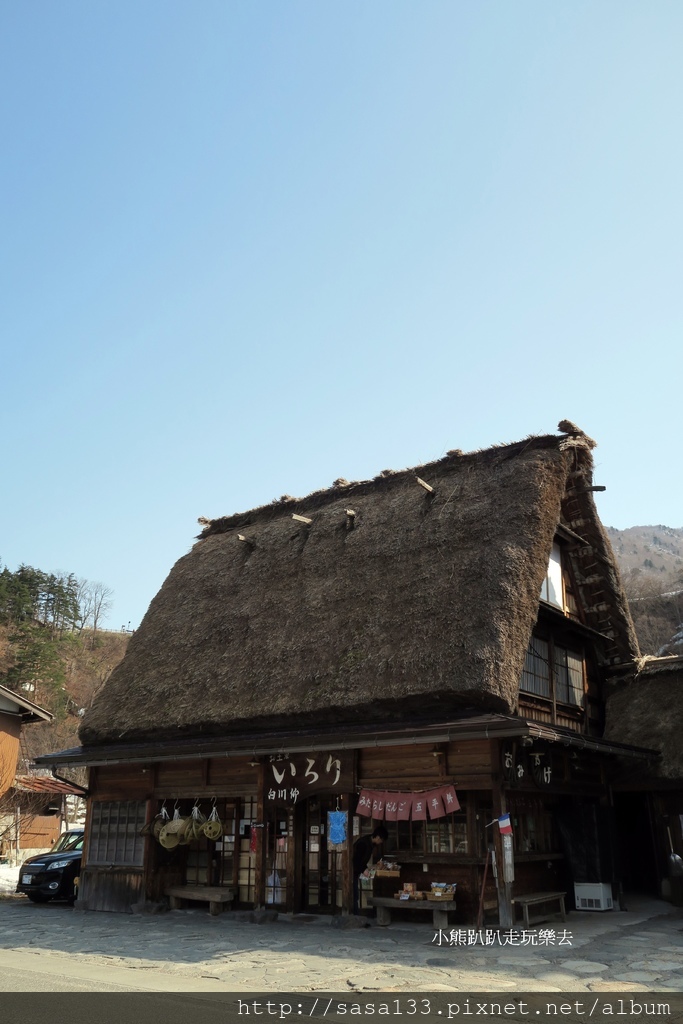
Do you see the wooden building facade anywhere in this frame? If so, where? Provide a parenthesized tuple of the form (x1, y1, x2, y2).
(606, 654, 683, 906)
(37, 423, 657, 921)
(0, 683, 52, 798)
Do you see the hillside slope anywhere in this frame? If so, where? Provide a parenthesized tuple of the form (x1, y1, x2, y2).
(606, 525, 683, 576)
(2, 627, 130, 764)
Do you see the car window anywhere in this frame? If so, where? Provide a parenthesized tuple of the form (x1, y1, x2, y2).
(52, 832, 84, 853)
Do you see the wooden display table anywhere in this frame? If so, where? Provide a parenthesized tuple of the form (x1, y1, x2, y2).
(512, 891, 567, 928)
(165, 885, 235, 916)
(369, 896, 457, 929)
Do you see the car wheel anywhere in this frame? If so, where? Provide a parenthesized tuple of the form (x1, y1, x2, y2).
(27, 893, 51, 903)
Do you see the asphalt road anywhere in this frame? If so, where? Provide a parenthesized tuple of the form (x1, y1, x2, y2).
(0, 947, 237, 992)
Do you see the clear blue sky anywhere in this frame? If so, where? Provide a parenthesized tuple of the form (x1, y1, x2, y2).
(1, 2, 681, 630)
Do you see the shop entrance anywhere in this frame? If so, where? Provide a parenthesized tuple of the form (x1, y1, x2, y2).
(300, 793, 343, 913)
(265, 794, 344, 913)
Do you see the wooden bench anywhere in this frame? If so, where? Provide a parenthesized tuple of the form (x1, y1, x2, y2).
(512, 891, 566, 929)
(165, 885, 235, 916)
(369, 896, 457, 929)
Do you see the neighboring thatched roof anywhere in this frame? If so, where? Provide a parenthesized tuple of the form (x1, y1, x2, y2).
(605, 655, 683, 780)
(80, 423, 640, 745)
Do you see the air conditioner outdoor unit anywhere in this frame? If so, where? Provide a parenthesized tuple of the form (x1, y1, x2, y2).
(574, 882, 613, 911)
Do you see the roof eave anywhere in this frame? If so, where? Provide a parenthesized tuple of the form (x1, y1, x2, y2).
(0, 684, 52, 722)
(37, 714, 658, 768)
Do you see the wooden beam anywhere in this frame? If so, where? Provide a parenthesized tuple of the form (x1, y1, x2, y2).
(253, 763, 267, 909)
(416, 477, 434, 494)
(490, 739, 514, 930)
(292, 514, 312, 525)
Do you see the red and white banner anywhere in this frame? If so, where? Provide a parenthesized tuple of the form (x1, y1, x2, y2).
(356, 791, 373, 817)
(426, 789, 445, 819)
(441, 784, 461, 812)
(411, 794, 427, 820)
(396, 796, 412, 821)
(356, 786, 462, 821)
(371, 792, 387, 818)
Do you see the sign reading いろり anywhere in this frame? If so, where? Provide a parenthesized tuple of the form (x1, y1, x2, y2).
(266, 752, 351, 807)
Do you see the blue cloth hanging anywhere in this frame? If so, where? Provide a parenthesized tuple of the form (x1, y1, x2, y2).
(327, 810, 348, 845)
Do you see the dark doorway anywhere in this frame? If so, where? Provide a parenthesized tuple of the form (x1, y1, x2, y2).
(613, 792, 659, 895)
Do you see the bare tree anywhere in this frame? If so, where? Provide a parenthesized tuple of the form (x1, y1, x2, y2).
(75, 579, 113, 635)
(90, 581, 113, 633)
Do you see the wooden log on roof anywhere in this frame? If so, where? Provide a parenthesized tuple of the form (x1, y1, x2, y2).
(416, 477, 434, 494)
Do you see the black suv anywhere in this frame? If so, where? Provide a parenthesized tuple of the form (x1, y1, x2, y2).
(16, 829, 84, 904)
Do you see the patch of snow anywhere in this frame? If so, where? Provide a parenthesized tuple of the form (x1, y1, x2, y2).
(0, 863, 19, 895)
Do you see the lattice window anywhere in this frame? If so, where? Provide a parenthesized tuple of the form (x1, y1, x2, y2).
(520, 638, 584, 707)
(381, 811, 468, 856)
(521, 638, 550, 698)
(554, 648, 584, 705)
(88, 800, 147, 866)
(238, 796, 256, 903)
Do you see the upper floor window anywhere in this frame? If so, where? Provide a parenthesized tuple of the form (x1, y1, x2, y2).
(540, 542, 563, 608)
(520, 637, 585, 707)
(553, 647, 584, 705)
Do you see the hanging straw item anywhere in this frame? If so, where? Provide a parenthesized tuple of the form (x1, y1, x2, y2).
(151, 804, 170, 840)
(190, 802, 207, 840)
(159, 817, 186, 849)
(159, 806, 187, 848)
(202, 804, 223, 840)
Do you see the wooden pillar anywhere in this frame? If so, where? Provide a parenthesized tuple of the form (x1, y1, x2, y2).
(342, 792, 353, 914)
(253, 763, 267, 908)
(466, 793, 480, 924)
(344, 749, 359, 915)
(285, 808, 296, 913)
(490, 740, 514, 929)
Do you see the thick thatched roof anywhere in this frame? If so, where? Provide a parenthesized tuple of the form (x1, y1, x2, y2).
(80, 423, 639, 745)
(605, 656, 683, 780)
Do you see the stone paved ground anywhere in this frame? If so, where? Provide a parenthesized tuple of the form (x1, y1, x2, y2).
(0, 892, 681, 992)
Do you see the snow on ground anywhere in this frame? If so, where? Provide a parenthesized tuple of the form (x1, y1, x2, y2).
(0, 863, 19, 894)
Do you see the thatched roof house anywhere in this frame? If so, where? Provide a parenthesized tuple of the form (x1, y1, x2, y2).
(80, 422, 639, 746)
(606, 655, 683, 780)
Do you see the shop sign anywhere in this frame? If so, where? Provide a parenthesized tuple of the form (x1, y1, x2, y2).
(266, 752, 350, 806)
(502, 741, 553, 787)
(502, 742, 527, 784)
(530, 751, 552, 787)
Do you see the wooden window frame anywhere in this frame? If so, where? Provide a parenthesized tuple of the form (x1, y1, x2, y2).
(87, 799, 147, 867)
(520, 635, 586, 713)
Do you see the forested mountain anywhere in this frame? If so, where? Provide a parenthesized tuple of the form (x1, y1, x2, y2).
(606, 527, 683, 656)
(0, 562, 129, 763)
(606, 525, 683, 576)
